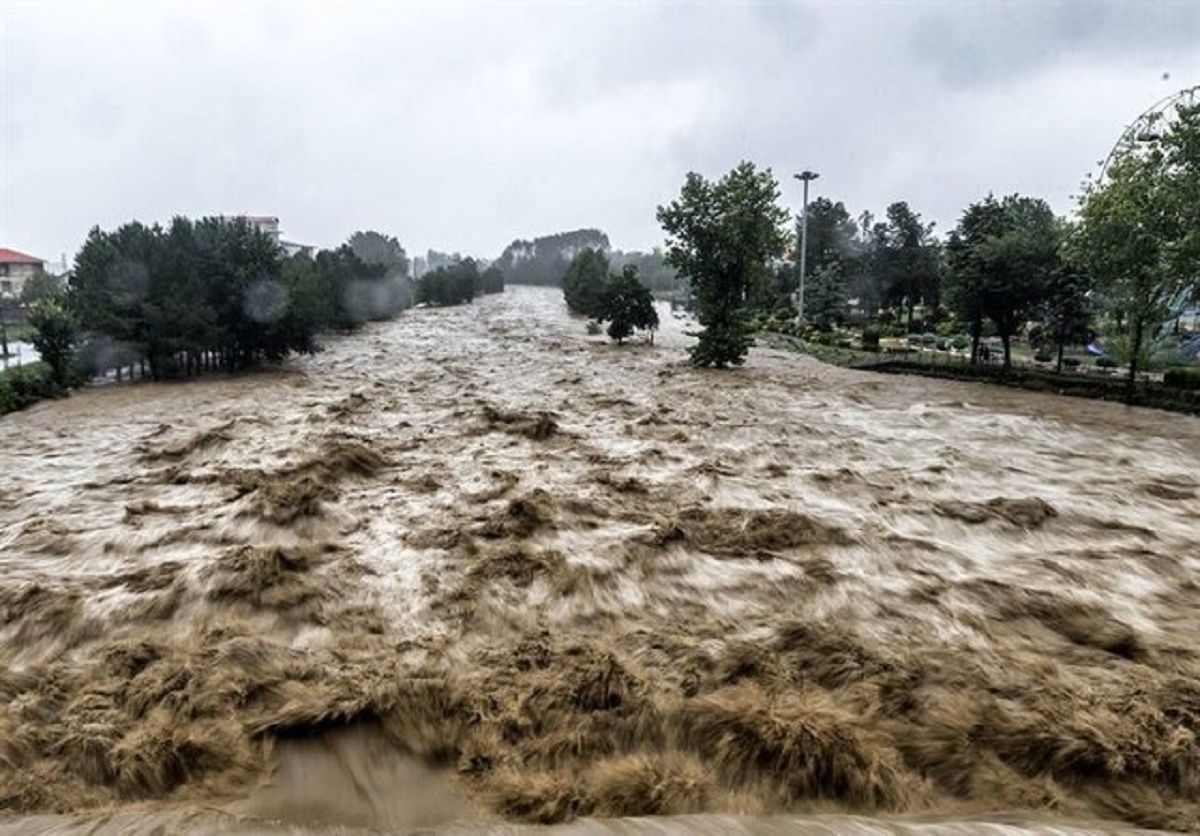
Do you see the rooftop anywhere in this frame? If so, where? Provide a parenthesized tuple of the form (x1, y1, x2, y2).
(0, 248, 44, 264)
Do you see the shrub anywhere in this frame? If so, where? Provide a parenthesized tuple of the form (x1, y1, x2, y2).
(861, 328, 881, 351)
(1062, 357, 1081, 368)
(0, 362, 62, 415)
(586, 320, 602, 335)
(1096, 357, 1119, 369)
(1164, 366, 1200, 390)
(951, 335, 970, 351)
(1034, 352, 1054, 363)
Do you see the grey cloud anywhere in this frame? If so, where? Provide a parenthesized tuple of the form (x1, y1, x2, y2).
(910, 1, 1200, 88)
(2, 0, 1198, 264)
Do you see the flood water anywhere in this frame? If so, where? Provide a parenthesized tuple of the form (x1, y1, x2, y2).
(1, 286, 1198, 834)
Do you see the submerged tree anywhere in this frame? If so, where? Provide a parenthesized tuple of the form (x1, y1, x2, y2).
(599, 266, 659, 344)
(657, 161, 789, 367)
(562, 248, 610, 319)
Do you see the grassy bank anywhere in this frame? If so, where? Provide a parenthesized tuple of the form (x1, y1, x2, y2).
(759, 330, 1200, 416)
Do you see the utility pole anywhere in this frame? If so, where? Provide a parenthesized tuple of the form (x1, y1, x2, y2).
(793, 170, 819, 323)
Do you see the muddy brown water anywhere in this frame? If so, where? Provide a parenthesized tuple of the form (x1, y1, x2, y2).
(2, 286, 1198, 834)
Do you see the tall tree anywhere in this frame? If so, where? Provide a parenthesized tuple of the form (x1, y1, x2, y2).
(946, 195, 1058, 368)
(878, 202, 940, 332)
(797, 198, 859, 329)
(1041, 242, 1093, 373)
(1075, 102, 1200, 392)
(657, 161, 789, 367)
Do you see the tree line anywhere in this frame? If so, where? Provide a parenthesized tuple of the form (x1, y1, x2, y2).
(32, 220, 431, 384)
(654, 101, 1199, 383)
(495, 228, 678, 294)
(415, 258, 505, 306)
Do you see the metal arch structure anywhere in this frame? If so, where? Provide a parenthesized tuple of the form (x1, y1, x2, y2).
(1096, 84, 1200, 182)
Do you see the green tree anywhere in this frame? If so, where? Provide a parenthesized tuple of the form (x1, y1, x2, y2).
(496, 229, 610, 286)
(562, 248, 610, 319)
(347, 230, 412, 314)
(946, 194, 1058, 368)
(657, 161, 789, 367)
(347, 230, 409, 277)
(19, 269, 63, 307)
(877, 202, 940, 331)
(600, 266, 659, 344)
(1040, 228, 1093, 373)
(415, 259, 480, 306)
(28, 296, 78, 386)
(794, 198, 858, 327)
(480, 264, 506, 294)
(1076, 102, 1200, 393)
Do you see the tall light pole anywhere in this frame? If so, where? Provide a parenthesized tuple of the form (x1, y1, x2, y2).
(793, 170, 819, 323)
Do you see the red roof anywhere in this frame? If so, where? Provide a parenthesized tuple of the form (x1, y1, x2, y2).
(0, 248, 43, 264)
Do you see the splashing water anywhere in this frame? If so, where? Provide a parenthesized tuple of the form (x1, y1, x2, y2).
(1, 287, 1197, 834)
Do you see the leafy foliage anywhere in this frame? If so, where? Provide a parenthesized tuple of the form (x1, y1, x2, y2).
(480, 265, 506, 294)
(416, 259, 480, 306)
(28, 297, 78, 386)
(599, 266, 659, 344)
(946, 194, 1060, 368)
(68, 219, 411, 380)
(658, 161, 789, 367)
(562, 248, 610, 319)
(0, 362, 63, 415)
(1075, 102, 1200, 390)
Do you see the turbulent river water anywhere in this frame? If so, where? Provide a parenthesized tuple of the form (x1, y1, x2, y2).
(2, 286, 1198, 835)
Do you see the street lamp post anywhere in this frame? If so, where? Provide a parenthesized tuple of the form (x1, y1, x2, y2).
(793, 170, 819, 323)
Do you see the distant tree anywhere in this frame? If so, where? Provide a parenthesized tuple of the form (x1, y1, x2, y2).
(19, 269, 63, 307)
(877, 202, 940, 331)
(562, 248, 610, 318)
(804, 263, 848, 332)
(347, 230, 412, 313)
(347, 230, 409, 277)
(480, 264, 506, 294)
(657, 161, 789, 367)
(608, 249, 677, 294)
(599, 266, 659, 344)
(1041, 245, 1093, 373)
(793, 198, 858, 325)
(415, 259, 479, 306)
(496, 229, 611, 286)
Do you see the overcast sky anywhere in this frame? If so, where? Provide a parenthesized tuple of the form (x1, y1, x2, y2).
(3, 0, 1199, 266)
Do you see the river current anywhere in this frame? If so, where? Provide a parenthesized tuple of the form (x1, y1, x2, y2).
(1, 286, 1197, 834)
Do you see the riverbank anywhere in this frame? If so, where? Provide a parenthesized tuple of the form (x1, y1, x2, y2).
(758, 331, 1200, 416)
